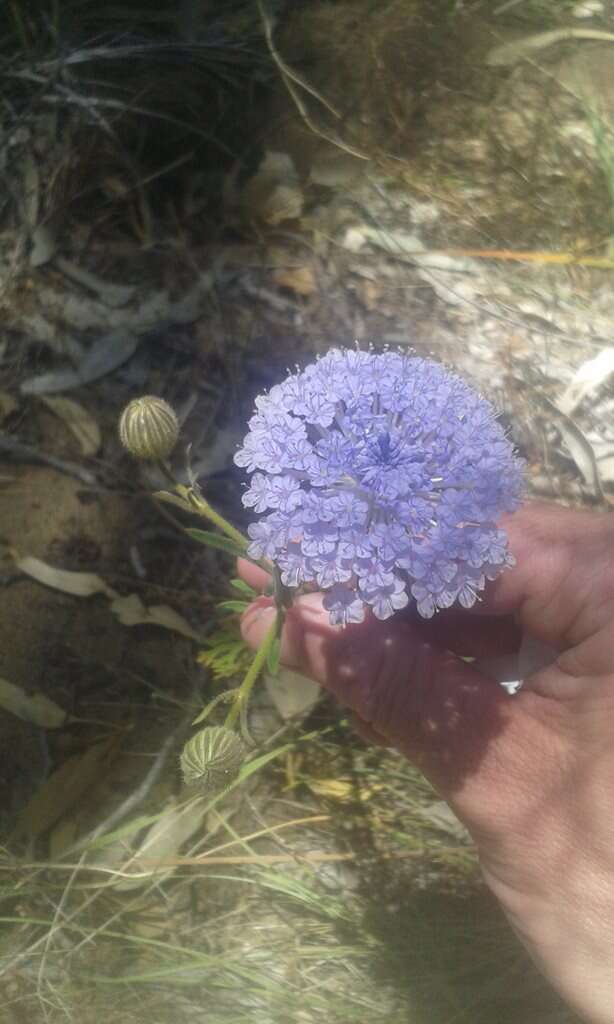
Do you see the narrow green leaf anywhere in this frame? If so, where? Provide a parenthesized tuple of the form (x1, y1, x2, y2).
(153, 490, 192, 513)
(266, 634, 281, 676)
(230, 578, 257, 598)
(185, 529, 245, 557)
(239, 743, 295, 778)
(217, 600, 249, 614)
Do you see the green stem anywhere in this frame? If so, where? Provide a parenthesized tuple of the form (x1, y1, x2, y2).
(187, 490, 249, 551)
(192, 687, 238, 726)
(224, 615, 278, 731)
(155, 462, 249, 552)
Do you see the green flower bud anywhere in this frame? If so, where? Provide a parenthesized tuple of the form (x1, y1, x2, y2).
(118, 395, 179, 460)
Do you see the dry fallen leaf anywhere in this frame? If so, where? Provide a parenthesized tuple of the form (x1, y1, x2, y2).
(39, 395, 102, 455)
(0, 391, 18, 421)
(98, 796, 208, 891)
(559, 347, 614, 415)
(15, 555, 118, 599)
(264, 668, 321, 721)
(48, 818, 78, 860)
(538, 394, 604, 499)
(110, 593, 203, 642)
(29, 223, 57, 267)
(15, 555, 202, 640)
(307, 778, 382, 802)
(239, 151, 303, 226)
(417, 801, 470, 840)
(355, 278, 381, 311)
(272, 265, 317, 296)
(13, 737, 119, 840)
(56, 257, 136, 308)
(20, 329, 139, 395)
(0, 676, 67, 728)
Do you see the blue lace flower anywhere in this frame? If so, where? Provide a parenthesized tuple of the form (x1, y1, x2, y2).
(235, 349, 524, 625)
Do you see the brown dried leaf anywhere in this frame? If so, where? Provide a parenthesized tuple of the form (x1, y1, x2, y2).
(264, 668, 320, 720)
(109, 593, 203, 642)
(13, 737, 119, 840)
(0, 677, 67, 729)
(272, 265, 317, 296)
(39, 396, 101, 455)
(0, 391, 18, 421)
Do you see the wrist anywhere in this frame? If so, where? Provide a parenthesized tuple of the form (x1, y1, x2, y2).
(480, 748, 614, 1024)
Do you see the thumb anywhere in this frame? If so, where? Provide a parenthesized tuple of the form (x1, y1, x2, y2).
(241, 593, 517, 798)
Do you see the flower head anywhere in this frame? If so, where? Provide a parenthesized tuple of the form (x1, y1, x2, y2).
(235, 349, 523, 624)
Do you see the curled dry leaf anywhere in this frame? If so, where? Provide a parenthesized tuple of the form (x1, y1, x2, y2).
(0, 676, 67, 728)
(39, 395, 101, 455)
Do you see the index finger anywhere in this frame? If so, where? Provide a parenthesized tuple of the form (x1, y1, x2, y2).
(237, 558, 519, 658)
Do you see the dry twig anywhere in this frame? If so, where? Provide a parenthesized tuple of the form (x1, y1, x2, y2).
(256, 0, 369, 162)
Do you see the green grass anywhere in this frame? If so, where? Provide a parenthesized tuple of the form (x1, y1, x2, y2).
(0, 731, 571, 1024)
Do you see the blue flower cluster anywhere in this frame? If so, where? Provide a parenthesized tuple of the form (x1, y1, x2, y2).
(235, 349, 523, 624)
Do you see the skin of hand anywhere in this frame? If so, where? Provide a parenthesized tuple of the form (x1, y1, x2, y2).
(239, 503, 614, 1024)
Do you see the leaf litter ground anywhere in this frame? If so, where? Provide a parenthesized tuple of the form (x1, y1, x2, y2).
(0, 0, 609, 1020)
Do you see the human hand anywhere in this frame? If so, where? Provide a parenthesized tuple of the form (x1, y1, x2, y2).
(240, 503, 614, 1024)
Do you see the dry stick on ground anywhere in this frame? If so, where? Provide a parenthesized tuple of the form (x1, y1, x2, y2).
(256, 0, 370, 163)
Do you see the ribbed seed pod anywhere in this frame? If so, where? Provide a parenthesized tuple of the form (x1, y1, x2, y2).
(180, 726, 245, 789)
(118, 395, 179, 460)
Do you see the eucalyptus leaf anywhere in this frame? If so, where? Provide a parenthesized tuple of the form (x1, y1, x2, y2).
(185, 529, 245, 557)
(20, 330, 139, 395)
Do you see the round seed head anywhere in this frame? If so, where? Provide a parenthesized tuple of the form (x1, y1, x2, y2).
(180, 726, 245, 789)
(118, 395, 179, 460)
